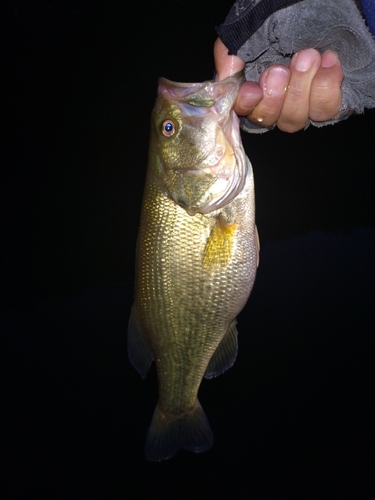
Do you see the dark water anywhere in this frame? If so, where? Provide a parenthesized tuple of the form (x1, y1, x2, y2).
(2, 1, 374, 497)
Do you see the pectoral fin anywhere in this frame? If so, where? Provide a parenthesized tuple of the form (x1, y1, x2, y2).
(203, 215, 237, 268)
(204, 320, 238, 379)
(127, 306, 153, 379)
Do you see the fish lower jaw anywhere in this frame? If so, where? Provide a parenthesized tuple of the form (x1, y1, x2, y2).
(181, 163, 227, 176)
(185, 145, 235, 176)
(176, 176, 242, 216)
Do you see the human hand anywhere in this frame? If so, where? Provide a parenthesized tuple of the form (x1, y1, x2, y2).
(214, 38, 344, 132)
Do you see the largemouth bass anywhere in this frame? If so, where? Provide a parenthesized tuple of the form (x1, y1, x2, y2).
(128, 72, 259, 461)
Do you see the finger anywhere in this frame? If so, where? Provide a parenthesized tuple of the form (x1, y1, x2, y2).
(277, 48, 321, 133)
(246, 65, 290, 128)
(214, 37, 245, 80)
(309, 51, 343, 122)
(233, 81, 263, 116)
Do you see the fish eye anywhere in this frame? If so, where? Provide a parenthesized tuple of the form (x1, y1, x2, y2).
(161, 120, 176, 137)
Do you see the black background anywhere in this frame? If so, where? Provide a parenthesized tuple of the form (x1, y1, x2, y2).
(2, 1, 374, 498)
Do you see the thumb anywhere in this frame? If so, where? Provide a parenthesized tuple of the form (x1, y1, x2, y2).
(214, 37, 263, 116)
(214, 38, 245, 81)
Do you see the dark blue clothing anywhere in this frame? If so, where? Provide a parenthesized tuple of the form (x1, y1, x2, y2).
(361, 0, 375, 35)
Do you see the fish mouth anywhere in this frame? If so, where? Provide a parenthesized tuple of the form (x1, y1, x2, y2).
(176, 111, 247, 216)
(184, 107, 243, 176)
(158, 73, 247, 216)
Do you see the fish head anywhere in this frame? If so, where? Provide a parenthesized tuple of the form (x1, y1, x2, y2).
(149, 73, 247, 215)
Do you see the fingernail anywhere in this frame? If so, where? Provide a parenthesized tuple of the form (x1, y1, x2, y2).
(321, 50, 338, 68)
(294, 48, 318, 72)
(263, 66, 289, 97)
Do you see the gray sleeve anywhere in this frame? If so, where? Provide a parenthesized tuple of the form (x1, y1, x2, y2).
(217, 0, 375, 133)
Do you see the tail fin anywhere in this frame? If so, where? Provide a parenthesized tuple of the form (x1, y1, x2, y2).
(144, 400, 214, 461)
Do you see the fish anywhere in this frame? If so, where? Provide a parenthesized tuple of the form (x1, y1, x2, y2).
(128, 72, 259, 461)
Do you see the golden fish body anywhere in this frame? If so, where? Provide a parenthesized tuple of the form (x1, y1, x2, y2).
(128, 73, 259, 461)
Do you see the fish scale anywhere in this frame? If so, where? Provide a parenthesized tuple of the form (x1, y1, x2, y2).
(128, 73, 259, 461)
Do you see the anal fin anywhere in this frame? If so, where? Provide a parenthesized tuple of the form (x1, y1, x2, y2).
(204, 320, 238, 379)
(127, 306, 153, 379)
